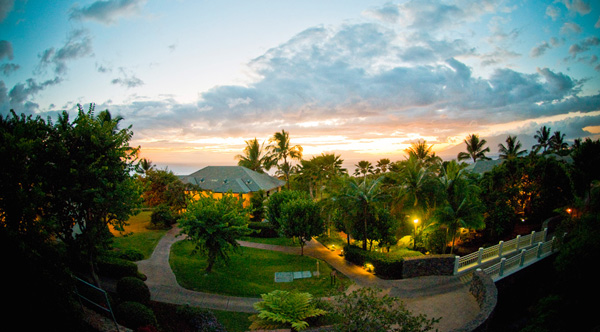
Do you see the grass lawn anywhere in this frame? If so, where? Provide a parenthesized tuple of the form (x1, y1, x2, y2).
(240, 235, 300, 246)
(170, 240, 351, 298)
(109, 210, 168, 259)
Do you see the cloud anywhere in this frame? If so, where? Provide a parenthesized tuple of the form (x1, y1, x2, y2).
(568, 36, 600, 58)
(111, 68, 144, 88)
(560, 22, 582, 35)
(363, 2, 400, 23)
(0, 63, 19, 76)
(0, 40, 13, 60)
(70, 0, 147, 25)
(560, 0, 591, 16)
(0, 0, 14, 22)
(0, 77, 62, 115)
(37, 29, 93, 75)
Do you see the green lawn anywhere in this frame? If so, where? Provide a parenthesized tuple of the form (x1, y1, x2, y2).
(170, 240, 351, 298)
(110, 210, 168, 259)
(240, 235, 300, 246)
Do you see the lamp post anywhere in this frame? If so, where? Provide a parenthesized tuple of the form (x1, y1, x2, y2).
(413, 219, 419, 250)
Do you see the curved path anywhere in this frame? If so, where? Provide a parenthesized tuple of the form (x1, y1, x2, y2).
(136, 226, 480, 332)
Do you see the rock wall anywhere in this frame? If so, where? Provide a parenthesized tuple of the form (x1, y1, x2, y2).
(401, 254, 456, 278)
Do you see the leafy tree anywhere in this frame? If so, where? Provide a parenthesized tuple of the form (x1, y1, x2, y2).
(249, 189, 267, 222)
(235, 138, 275, 173)
(138, 158, 154, 175)
(570, 138, 600, 199)
(47, 104, 141, 285)
(268, 130, 303, 189)
(178, 193, 251, 273)
(533, 125, 552, 154)
(354, 160, 374, 180)
(280, 198, 324, 255)
(296, 153, 346, 199)
(332, 287, 439, 332)
(405, 139, 441, 166)
(457, 134, 490, 163)
(139, 167, 187, 211)
(250, 290, 327, 331)
(498, 135, 527, 159)
(266, 190, 309, 230)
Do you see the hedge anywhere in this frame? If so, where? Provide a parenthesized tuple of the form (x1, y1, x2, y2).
(117, 276, 151, 304)
(97, 255, 140, 279)
(247, 221, 279, 238)
(176, 305, 226, 332)
(343, 245, 404, 279)
(115, 301, 157, 330)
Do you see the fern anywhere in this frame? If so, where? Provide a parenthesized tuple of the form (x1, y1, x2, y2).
(249, 290, 327, 331)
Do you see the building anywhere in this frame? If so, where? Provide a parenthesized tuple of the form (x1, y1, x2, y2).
(179, 166, 286, 206)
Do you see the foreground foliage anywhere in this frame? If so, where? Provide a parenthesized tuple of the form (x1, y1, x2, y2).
(250, 290, 327, 331)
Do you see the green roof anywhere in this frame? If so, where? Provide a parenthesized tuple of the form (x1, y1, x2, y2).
(180, 166, 285, 194)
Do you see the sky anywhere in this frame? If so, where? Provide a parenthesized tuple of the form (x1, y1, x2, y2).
(1, 0, 600, 175)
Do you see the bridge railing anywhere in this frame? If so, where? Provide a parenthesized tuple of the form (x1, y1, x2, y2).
(482, 236, 558, 281)
(454, 228, 548, 274)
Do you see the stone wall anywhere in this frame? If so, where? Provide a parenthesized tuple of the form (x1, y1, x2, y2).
(401, 254, 455, 278)
(451, 270, 498, 332)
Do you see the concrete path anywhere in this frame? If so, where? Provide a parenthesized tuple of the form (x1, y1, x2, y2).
(136, 226, 480, 331)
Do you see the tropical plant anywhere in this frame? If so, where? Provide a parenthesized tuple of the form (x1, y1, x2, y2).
(457, 134, 490, 163)
(376, 158, 391, 173)
(353, 160, 374, 180)
(405, 139, 441, 166)
(178, 193, 251, 273)
(332, 287, 439, 332)
(337, 176, 388, 250)
(533, 125, 551, 154)
(266, 190, 309, 230)
(138, 158, 154, 175)
(549, 131, 569, 153)
(498, 135, 527, 159)
(249, 290, 327, 331)
(235, 138, 274, 173)
(268, 130, 303, 188)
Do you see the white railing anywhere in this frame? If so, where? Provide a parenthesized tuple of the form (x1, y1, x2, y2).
(454, 228, 548, 274)
(482, 236, 557, 281)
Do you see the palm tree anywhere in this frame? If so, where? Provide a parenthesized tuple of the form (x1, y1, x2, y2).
(498, 135, 527, 159)
(353, 160, 374, 181)
(457, 134, 490, 163)
(235, 138, 274, 173)
(376, 158, 391, 173)
(338, 176, 387, 250)
(533, 126, 551, 154)
(397, 156, 439, 212)
(549, 131, 568, 153)
(138, 158, 154, 175)
(436, 160, 484, 254)
(405, 139, 442, 169)
(267, 130, 303, 188)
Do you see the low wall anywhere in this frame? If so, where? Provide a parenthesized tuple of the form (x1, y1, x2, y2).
(401, 254, 455, 278)
(452, 270, 498, 332)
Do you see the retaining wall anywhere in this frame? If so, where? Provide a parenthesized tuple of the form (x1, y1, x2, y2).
(451, 270, 498, 332)
(401, 254, 455, 278)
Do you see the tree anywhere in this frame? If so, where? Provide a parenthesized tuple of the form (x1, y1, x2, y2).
(47, 104, 141, 285)
(250, 290, 327, 331)
(376, 158, 391, 173)
(235, 138, 275, 173)
(498, 135, 527, 159)
(268, 130, 303, 189)
(280, 198, 324, 255)
(178, 193, 251, 273)
(266, 190, 309, 230)
(549, 131, 568, 154)
(337, 176, 388, 250)
(457, 134, 490, 163)
(139, 168, 187, 211)
(138, 158, 154, 175)
(332, 287, 440, 332)
(249, 189, 267, 222)
(405, 139, 441, 166)
(571, 138, 600, 200)
(435, 161, 485, 254)
(533, 125, 551, 154)
(354, 160, 374, 180)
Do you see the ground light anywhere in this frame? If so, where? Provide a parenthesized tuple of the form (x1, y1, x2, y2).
(364, 263, 374, 273)
(413, 219, 419, 250)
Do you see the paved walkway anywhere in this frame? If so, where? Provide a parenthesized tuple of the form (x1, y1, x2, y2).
(135, 226, 480, 332)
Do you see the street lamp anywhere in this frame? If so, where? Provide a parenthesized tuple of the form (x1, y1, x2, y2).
(413, 219, 419, 250)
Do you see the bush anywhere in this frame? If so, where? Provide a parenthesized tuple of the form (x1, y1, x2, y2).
(97, 255, 140, 279)
(115, 301, 157, 330)
(105, 248, 145, 262)
(150, 204, 177, 229)
(343, 245, 404, 279)
(117, 277, 151, 304)
(176, 305, 226, 332)
(247, 221, 279, 238)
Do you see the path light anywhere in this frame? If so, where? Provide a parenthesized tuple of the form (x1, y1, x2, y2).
(413, 219, 419, 250)
(365, 263, 374, 273)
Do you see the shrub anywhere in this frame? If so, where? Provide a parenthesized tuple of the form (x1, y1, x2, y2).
(117, 277, 151, 304)
(115, 301, 157, 330)
(176, 305, 226, 332)
(247, 221, 279, 238)
(343, 245, 404, 279)
(250, 290, 327, 331)
(105, 248, 145, 262)
(150, 204, 177, 229)
(97, 255, 140, 279)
